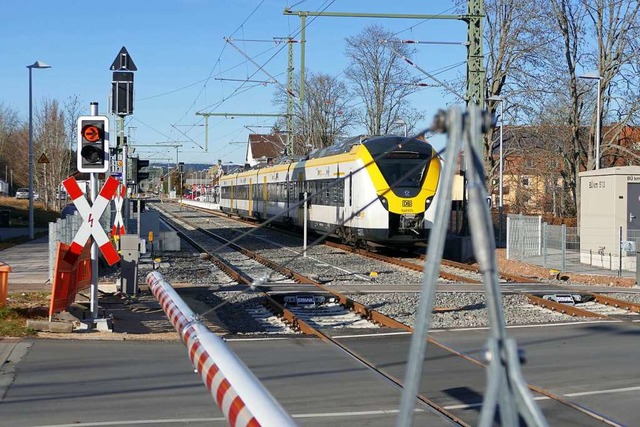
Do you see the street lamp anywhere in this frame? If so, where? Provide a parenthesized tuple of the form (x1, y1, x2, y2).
(487, 95, 504, 244)
(394, 119, 408, 137)
(579, 72, 602, 170)
(27, 60, 51, 240)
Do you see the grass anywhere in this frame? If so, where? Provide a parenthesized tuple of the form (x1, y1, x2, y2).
(0, 292, 50, 337)
(0, 196, 62, 226)
(0, 197, 60, 336)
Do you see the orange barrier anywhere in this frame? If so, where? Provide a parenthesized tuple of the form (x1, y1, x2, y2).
(49, 242, 92, 320)
(0, 264, 11, 308)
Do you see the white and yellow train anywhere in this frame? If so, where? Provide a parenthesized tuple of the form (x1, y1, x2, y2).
(219, 135, 442, 246)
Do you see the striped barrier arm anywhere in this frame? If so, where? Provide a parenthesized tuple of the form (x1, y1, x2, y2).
(146, 271, 296, 427)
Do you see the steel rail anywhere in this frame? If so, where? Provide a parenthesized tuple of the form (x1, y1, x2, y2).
(160, 204, 626, 426)
(526, 295, 608, 318)
(176, 202, 640, 320)
(589, 293, 640, 313)
(324, 240, 481, 283)
(158, 207, 469, 426)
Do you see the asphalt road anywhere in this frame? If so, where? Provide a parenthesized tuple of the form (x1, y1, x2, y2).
(1, 320, 639, 426)
(0, 337, 447, 427)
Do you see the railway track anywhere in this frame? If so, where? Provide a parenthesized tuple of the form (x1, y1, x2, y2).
(152, 202, 627, 426)
(172, 201, 640, 322)
(156, 203, 468, 425)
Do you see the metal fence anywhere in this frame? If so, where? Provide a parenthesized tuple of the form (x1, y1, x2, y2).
(506, 214, 637, 278)
(48, 209, 112, 282)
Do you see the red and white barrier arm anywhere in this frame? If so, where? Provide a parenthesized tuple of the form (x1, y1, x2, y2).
(146, 271, 296, 427)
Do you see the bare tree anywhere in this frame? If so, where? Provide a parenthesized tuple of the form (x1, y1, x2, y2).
(583, 0, 640, 168)
(63, 95, 82, 150)
(0, 103, 24, 192)
(302, 72, 355, 151)
(344, 24, 422, 135)
(541, 0, 640, 218)
(483, 0, 557, 192)
(34, 99, 65, 209)
(273, 71, 355, 154)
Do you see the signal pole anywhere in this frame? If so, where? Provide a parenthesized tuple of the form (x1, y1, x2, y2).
(76, 102, 110, 319)
(283, 1, 486, 151)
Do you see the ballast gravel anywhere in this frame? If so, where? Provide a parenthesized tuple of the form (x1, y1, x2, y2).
(126, 251, 584, 333)
(126, 205, 616, 334)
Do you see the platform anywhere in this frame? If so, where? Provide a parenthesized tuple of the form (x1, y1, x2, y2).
(0, 235, 50, 292)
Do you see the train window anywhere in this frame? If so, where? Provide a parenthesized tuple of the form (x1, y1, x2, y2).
(379, 153, 428, 188)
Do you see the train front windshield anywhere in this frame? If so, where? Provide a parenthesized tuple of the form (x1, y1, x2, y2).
(377, 151, 429, 188)
(363, 136, 434, 192)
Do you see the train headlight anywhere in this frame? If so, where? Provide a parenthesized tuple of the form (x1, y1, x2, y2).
(378, 195, 389, 209)
(425, 196, 434, 210)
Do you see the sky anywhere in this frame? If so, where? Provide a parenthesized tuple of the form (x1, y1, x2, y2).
(1, 0, 469, 167)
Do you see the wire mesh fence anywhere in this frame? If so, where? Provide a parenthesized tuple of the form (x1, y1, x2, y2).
(48, 208, 112, 282)
(506, 213, 637, 279)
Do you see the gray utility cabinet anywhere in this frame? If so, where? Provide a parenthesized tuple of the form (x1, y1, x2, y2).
(579, 166, 640, 270)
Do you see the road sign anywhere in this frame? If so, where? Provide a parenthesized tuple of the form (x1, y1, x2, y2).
(112, 184, 126, 236)
(110, 46, 137, 71)
(37, 153, 50, 164)
(62, 176, 120, 266)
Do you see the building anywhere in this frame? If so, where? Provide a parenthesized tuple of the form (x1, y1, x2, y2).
(245, 134, 287, 167)
(489, 124, 640, 216)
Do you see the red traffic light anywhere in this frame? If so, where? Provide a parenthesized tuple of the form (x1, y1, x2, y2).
(82, 124, 102, 142)
(77, 115, 109, 173)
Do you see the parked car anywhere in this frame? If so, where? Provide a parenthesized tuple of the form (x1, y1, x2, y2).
(15, 188, 29, 199)
(60, 203, 78, 219)
(15, 188, 39, 200)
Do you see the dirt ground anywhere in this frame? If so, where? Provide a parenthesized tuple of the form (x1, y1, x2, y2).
(493, 248, 636, 288)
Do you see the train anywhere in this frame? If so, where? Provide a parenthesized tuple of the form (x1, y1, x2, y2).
(218, 134, 442, 246)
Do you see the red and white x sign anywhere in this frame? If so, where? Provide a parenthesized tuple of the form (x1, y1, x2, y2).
(62, 176, 121, 266)
(111, 184, 126, 236)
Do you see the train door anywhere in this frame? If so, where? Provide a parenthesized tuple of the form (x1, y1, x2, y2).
(230, 181, 235, 213)
(285, 168, 292, 224)
(248, 178, 253, 217)
(297, 172, 304, 225)
(628, 183, 640, 234)
(348, 170, 353, 207)
(262, 175, 268, 218)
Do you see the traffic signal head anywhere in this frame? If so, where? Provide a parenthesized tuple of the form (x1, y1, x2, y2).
(129, 157, 150, 185)
(136, 159, 150, 182)
(77, 116, 109, 173)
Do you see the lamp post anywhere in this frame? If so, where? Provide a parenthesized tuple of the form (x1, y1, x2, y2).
(394, 119, 408, 137)
(488, 96, 504, 244)
(27, 61, 51, 240)
(579, 73, 602, 170)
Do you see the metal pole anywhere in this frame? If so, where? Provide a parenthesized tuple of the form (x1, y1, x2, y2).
(137, 199, 141, 239)
(619, 226, 623, 277)
(543, 222, 547, 268)
(561, 224, 567, 273)
(90, 172, 99, 319)
(43, 163, 47, 210)
(28, 67, 34, 240)
(398, 108, 462, 426)
(89, 102, 99, 320)
(498, 100, 504, 245)
(596, 78, 601, 170)
(119, 116, 129, 227)
(303, 191, 308, 257)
